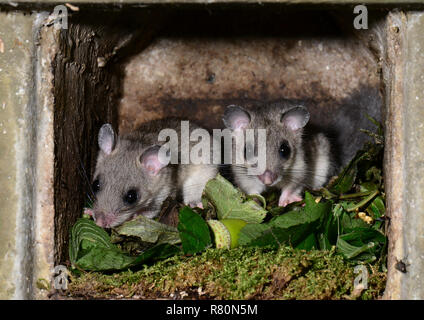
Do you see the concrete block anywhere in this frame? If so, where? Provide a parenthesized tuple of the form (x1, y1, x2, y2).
(0, 10, 37, 300)
(0, 10, 57, 299)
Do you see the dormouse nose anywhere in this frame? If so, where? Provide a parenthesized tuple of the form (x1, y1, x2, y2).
(94, 212, 108, 228)
(94, 211, 115, 228)
(258, 170, 277, 185)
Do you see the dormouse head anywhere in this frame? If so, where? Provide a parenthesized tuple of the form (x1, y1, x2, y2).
(222, 103, 310, 186)
(91, 124, 170, 228)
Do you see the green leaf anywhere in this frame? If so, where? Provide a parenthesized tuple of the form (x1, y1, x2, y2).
(328, 138, 383, 196)
(328, 155, 359, 194)
(75, 247, 136, 271)
(367, 196, 385, 219)
(76, 244, 181, 271)
(360, 182, 378, 192)
(267, 193, 331, 228)
(178, 206, 212, 254)
(318, 233, 332, 251)
(69, 218, 115, 265)
(340, 213, 369, 232)
(238, 192, 330, 248)
(336, 227, 385, 261)
(114, 214, 180, 245)
(243, 223, 317, 248)
(319, 205, 339, 246)
(69, 218, 181, 271)
(296, 233, 317, 250)
(365, 167, 382, 185)
(204, 174, 267, 224)
(339, 228, 386, 247)
(238, 223, 268, 246)
(128, 244, 181, 267)
(336, 237, 375, 260)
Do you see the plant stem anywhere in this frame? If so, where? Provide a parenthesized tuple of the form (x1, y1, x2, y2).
(347, 190, 379, 212)
(338, 191, 373, 200)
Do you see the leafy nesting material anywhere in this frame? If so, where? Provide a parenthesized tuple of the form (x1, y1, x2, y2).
(203, 174, 267, 224)
(327, 135, 383, 197)
(69, 218, 180, 271)
(114, 214, 180, 245)
(69, 218, 116, 265)
(238, 192, 331, 250)
(336, 228, 386, 260)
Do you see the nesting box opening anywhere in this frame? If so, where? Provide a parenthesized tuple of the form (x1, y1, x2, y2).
(52, 5, 385, 266)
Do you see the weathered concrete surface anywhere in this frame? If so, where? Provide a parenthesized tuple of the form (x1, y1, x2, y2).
(384, 11, 424, 300)
(31, 21, 58, 300)
(0, 11, 36, 299)
(383, 11, 406, 300)
(0, 10, 57, 300)
(399, 11, 424, 299)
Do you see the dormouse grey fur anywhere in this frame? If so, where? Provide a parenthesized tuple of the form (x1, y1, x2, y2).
(222, 101, 334, 207)
(91, 118, 218, 228)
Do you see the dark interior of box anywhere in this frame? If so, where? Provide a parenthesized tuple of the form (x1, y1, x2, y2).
(52, 5, 386, 264)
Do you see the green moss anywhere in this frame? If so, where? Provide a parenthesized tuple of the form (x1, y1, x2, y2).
(66, 246, 386, 300)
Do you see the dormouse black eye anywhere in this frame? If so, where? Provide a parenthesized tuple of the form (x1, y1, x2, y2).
(279, 140, 291, 159)
(124, 189, 138, 205)
(92, 179, 100, 193)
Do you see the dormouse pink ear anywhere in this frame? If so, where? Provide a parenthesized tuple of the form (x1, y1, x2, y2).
(281, 106, 310, 131)
(223, 105, 251, 131)
(140, 145, 169, 176)
(98, 124, 116, 155)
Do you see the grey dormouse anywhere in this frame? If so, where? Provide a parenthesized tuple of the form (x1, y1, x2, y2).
(222, 102, 334, 207)
(91, 118, 218, 228)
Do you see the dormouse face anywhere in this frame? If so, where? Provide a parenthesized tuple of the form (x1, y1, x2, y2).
(91, 124, 169, 228)
(223, 103, 310, 187)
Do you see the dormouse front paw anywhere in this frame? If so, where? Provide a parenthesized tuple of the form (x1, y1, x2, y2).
(278, 189, 303, 207)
